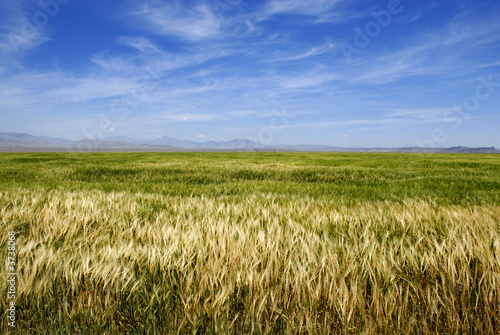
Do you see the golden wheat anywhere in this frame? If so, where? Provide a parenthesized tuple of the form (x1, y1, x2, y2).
(1, 188, 499, 333)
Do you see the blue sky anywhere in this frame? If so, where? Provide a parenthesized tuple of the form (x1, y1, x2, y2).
(0, 0, 499, 147)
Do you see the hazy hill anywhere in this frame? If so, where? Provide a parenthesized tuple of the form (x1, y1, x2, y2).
(0, 132, 499, 153)
(0, 132, 71, 147)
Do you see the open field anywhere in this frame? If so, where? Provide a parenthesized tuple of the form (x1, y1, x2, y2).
(1, 152, 500, 334)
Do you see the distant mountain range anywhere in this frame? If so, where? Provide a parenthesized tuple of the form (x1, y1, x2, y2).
(0, 132, 499, 153)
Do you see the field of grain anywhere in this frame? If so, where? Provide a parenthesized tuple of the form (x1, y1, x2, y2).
(1, 152, 499, 334)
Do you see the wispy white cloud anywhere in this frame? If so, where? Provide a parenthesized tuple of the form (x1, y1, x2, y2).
(226, 110, 256, 117)
(164, 113, 216, 122)
(383, 108, 449, 119)
(50, 76, 143, 103)
(344, 10, 500, 85)
(410, 0, 437, 22)
(90, 54, 138, 74)
(118, 36, 163, 54)
(278, 71, 338, 89)
(0, 70, 145, 108)
(0, 2, 50, 63)
(89, 35, 230, 81)
(441, 11, 500, 50)
(287, 116, 447, 130)
(264, 0, 340, 17)
(122, 2, 225, 41)
(169, 78, 224, 96)
(314, 8, 368, 24)
(270, 42, 336, 61)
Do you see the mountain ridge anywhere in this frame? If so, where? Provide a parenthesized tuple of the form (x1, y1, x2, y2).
(0, 132, 499, 153)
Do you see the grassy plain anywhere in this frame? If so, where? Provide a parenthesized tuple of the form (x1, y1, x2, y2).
(1, 152, 499, 334)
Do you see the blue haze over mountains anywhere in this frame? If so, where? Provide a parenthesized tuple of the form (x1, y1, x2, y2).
(0, 132, 498, 153)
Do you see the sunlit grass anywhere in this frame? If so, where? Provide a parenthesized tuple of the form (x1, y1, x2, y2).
(1, 152, 499, 334)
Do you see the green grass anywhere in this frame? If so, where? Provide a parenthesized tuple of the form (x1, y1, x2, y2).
(1, 152, 499, 334)
(0, 152, 499, 204)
